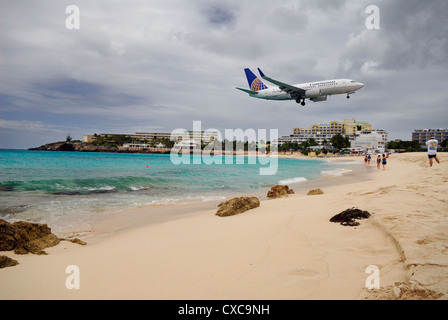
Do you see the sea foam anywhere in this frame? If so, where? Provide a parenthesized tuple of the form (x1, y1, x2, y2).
(278, 177, 308, 185)
(321, 168, 353, 176)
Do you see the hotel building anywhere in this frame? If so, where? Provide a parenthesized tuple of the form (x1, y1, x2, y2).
(273, 119, 373, 147)
(83, 130, 218, 146)
(412, 129, 448, 145)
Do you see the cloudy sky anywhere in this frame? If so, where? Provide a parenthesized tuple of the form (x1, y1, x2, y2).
(1, 0, 447, 149)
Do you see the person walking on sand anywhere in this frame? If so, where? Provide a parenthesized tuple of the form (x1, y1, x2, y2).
(367, 154, 371, 165)
(377, 155, 381, 170)
(382, 154, 387, 170)
(426, 135, 440, 167)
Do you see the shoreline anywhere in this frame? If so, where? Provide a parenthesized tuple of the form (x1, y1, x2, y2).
(1, 152, 447, 300)
(0, 150, 366, 242)
(68, 155, 369, 243)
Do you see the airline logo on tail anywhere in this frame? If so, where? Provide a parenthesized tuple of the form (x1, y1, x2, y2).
(245, 68, 268, 92)
(251, 78, 268, 91)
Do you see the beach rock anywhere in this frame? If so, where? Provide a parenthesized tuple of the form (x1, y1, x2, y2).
(0, 255, 19, 269)
(60, 238, 87, 246)
(267, 185, 294, 199)
(329, 208, 372, 226)
(216, 197, 260, 217)
(0, 219, 60, 255)
(307, 188, 324, 195)
(0, 219, 17, 251)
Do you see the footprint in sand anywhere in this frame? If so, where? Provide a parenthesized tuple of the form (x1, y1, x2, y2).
(416, 239, 433, 245)
(382, 216, 399, 221)
(378, 185, 398, 195)
(289, 268, 320, 278)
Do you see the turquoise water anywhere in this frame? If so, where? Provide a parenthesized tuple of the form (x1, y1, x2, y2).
(0, 149, 357, 233)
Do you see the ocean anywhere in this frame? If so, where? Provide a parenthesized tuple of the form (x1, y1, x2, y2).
(0, 149, 359, 234)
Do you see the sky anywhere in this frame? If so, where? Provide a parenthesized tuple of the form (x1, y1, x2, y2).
(1, 0, 447, 149)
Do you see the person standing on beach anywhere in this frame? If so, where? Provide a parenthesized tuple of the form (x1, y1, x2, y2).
(426, 135, 440, 167)
(377, 155, 381, 170)
(382, 154, 387, 170)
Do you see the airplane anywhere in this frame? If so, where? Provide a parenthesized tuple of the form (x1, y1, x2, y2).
(236, 68, 364, 106)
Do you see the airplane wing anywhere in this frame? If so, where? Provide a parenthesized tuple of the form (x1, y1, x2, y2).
(235, 87, 258, 95)
(257, 68, 306, 98)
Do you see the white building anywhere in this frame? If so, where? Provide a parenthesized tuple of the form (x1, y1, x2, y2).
(171, 139, 200, 152)
(350, 130, 388, 153)
(122, 143, 150, 148)
(272, 133, 352, 147)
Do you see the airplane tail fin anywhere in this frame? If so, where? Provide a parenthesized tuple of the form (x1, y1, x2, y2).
(244, 68, 268, 91)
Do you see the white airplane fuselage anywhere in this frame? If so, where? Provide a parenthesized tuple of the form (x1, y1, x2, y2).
(252, 79, 364, 101)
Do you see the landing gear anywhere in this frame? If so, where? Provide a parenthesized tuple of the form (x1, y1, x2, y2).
(346, 95, 351, 99)
(296, 98, 306, 106)
(301, 100, 306, 106)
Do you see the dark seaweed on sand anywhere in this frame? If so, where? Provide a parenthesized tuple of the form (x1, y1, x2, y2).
(330, 208, 372, 226)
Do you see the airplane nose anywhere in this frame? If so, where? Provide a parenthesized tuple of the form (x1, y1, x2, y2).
(359, 83, 365, 89)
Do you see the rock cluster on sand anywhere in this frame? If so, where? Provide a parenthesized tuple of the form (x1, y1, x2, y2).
(0, 255, 19, 269)
(329, 208, 372, 226)
(216, 197, 260, 217)
(0, 219, 60, 255)
(307, 188, 324, 195)
(267, 185, 294, 199)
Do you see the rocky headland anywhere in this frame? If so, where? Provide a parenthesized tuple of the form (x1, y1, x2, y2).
(29, 141, 171, 154)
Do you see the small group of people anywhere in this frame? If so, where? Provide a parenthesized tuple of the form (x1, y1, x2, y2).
(364, 153, 388, 170)
(361, 135, 441, 170)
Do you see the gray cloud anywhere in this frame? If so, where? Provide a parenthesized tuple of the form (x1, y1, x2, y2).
(339, 0, 448, 73)
(0, 0, 447, 148)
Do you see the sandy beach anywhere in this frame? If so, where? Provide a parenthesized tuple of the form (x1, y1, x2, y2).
(1, 152, 447, 300)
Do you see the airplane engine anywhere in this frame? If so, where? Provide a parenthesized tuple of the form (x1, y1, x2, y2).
(304, 88, 321, 98)
(310, 96, 327, 102)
